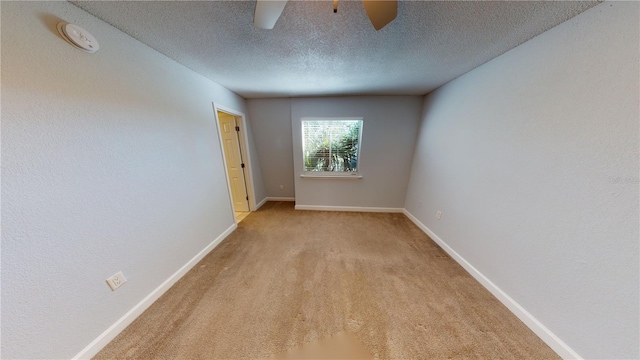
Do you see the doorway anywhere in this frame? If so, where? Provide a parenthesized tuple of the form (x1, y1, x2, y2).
(215, 108, 251, 222)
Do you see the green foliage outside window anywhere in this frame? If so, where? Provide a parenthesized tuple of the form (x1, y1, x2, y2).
(302, 120, 362, 173)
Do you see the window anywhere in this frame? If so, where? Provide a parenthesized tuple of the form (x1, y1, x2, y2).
(302, 119, 363, 175)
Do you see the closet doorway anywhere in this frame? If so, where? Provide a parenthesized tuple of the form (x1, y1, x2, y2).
(215, 107, 252, 222)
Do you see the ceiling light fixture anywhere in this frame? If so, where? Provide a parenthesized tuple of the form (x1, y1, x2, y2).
(254, 0, 397, 31)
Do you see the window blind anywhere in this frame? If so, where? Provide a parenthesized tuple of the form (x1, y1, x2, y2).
(302, 120, 363, 173)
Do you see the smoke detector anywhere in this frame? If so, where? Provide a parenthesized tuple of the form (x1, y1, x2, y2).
(57, 22, 99, 53)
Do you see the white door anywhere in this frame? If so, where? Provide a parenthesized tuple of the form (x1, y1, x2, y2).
(218, 112, 249, 212)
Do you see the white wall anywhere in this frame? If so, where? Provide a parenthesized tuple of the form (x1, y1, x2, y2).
(404, 2, 639, 358)
(0, 2, 262, 358)
(291, 96, 422, 209)
(247, 98, 295, 198)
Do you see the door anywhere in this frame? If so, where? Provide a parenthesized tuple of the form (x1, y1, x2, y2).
(218, 112, 250, 212)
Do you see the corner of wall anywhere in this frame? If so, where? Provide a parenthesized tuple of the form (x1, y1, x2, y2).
(401, 209, 583, 359)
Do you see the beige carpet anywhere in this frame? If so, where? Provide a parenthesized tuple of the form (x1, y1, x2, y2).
(95, 201, 559, 359)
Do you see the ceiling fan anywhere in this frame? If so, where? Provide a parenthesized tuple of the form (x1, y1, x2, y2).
(254, 0, 398, 30)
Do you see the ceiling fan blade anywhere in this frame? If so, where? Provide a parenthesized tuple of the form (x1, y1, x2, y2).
(362, 0, 397, 30)
(254, 0, 288, 29)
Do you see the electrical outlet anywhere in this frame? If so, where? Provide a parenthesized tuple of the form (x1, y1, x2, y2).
(279, 184, 284, 191)
(106, 271, 127, 291)
(436, 210, 442, 220)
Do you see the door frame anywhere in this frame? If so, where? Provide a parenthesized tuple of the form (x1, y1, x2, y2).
(212, 103, 256, 217)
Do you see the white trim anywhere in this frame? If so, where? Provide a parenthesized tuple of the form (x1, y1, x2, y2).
(266, 197, 295, 201)
(300, 117, 364, 176)
(212, 104, 256, 212)
(402, 209, 582, 360)
(255, 197, 269, 210)
(295, 205, 403, 213)
(212, 106, 242, 217)
(300, 174, 363, 180)
(73, 224, 237, 360)
(300, 117, 364, 121)
(256, 197, 296, 210)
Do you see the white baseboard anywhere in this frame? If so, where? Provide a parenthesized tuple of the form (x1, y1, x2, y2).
(256, 197, 296, 210)
(266, 197, 295, 202)
(402, 209, 581, 360)
(255, 197, 269, 210)
(295, 205, 403, 213)
(73, 208, 579, 359)
(72, 224, 237, 359)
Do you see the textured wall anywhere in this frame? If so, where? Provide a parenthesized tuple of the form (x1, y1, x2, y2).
(1, 2, 257, 358)
(291, 96, 423, 209)
(404, 2, 639, 358)
(247, 98, 295, 199)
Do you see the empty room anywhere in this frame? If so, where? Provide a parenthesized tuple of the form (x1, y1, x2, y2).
(1, 0, 638, 359)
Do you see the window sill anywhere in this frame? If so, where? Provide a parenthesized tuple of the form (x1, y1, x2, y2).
(300, 174, 363, 180)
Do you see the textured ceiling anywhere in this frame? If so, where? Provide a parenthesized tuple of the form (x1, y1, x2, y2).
(71, 1, 599, 98)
